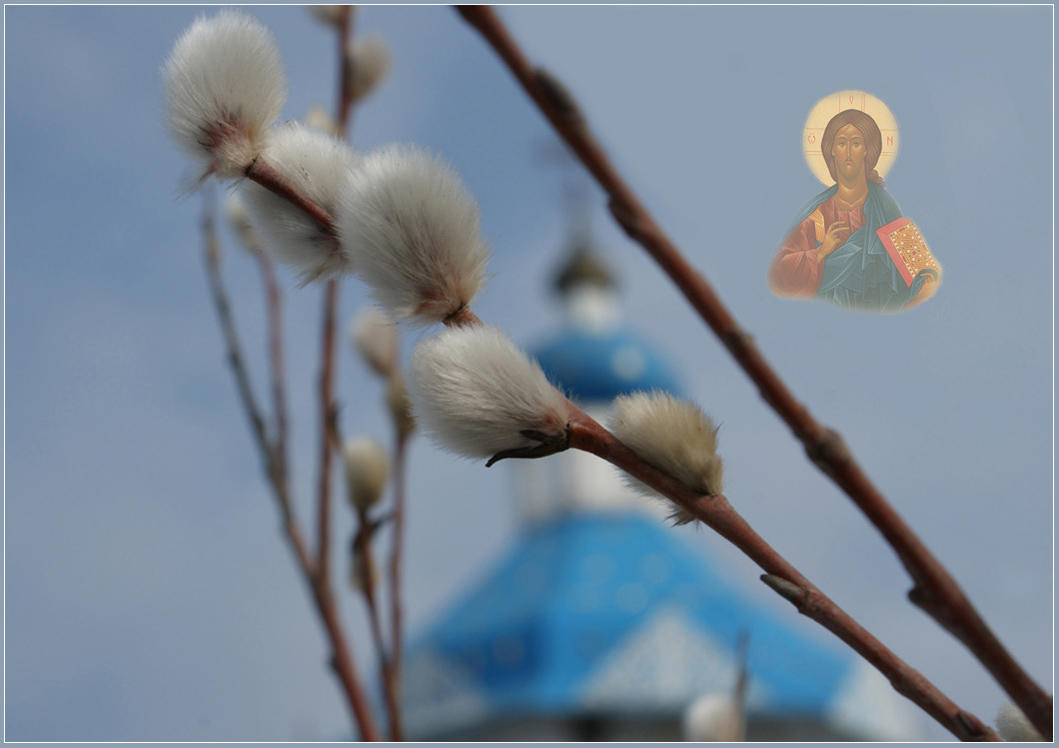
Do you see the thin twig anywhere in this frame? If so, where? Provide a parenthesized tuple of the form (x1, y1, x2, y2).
(316, 0, 356, 614)
(455, 5, 1051, 736)
(310, 578, 380, 741)
(329, 6, 406, 740)
(201, 198, 379, 740)
(354, 510, 405, 741)
(331, 407, 405, 741)
(203, 205, 270, 470)
(256, 249, 290, 485)
(316, 278, 339, 588)
(388, 430, 409, 716)
(245, 157, 336, 236)
(336, 5, 356, 137)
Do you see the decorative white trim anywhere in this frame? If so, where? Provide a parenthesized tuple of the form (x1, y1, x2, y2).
(402, 650, 491, 736)
(566, 285, 620, 333)
(577, 606, 766, 711)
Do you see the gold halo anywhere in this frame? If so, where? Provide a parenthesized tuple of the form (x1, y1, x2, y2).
(803, 90, 899, 186)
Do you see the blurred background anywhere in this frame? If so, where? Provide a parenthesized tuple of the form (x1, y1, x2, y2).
(3, 3, 1052, 741)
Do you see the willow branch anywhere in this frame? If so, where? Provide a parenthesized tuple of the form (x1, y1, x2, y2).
(335, 5, 356, 137)
(316, 0, 356, 606)
(388, 430, 409, 711)
(245, 157, 336, 236)
(562, 408, 998, 743)
(203, 205, 270, 473)
(455, 5, 1051, 736)
(322, 7, 395, 740)
(310, 578, 380, 741)
(256, 249, 290, 487)
(331, 407, 405, 741)
(316, 279, 339, 587)
(201, 199, 378, 740)
(354, 510, 404, 741)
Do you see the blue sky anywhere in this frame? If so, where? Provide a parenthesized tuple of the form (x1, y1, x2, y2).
(3, 3, 1052, 741)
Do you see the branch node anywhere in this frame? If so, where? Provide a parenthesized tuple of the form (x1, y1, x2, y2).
(608, 197, 642, 241)
(908, 584, 964, 640)
(534, 67, 583, 124)
(722, 327, 755, 357)
(804, 427, 852, 476)
(954, 710, 990, 741)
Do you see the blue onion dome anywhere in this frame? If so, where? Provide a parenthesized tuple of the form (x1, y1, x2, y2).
(531, 239, 683, 403)
(533, 327, 684, 402)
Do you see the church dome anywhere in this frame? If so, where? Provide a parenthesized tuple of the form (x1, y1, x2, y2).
(532, 327, 683, 404)
(401, 513, 921, 741)
(531, 237, 683, 404)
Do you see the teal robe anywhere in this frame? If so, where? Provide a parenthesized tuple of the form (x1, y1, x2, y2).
(791, 182, 934, 312)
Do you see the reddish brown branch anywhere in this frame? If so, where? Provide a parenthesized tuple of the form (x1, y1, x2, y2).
(204, 209, 311, 570)
(245, 157, 336, 236)
(256, 250, 290, 486)
(203, 206, 270, 470)
(201, 199, 379, 740)
(455, 5, 1051, 736)
(316, 279, 340, 588)
(315, 0, 355, 624)
(563, 407, 998, 743)
(388, 431, 409, 715)
(310, 578, 380, 740)
(336, 6, 357, 137)
(354, 511, 404, 740)
(330, 407, 405, 741)
(324, 7, 399, 740)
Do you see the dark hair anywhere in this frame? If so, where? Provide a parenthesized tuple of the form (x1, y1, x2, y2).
(821, 109, 884, 185)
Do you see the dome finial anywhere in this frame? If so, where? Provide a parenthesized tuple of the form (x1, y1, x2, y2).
(551, 179, 617, 296)
(552, 240, 617, 296)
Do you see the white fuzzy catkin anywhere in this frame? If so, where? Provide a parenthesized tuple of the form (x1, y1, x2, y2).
(996, 703, 1044, 741)
(409, 326, 570, 459)
(610, 391, 723, 524)
(243, 122, 358, 282)
(343, 438, 390, 512)
(350, 307, 398, 379)
(337, 145, 489, 323)
(345, 37, 391, 102)
(163, 11, 287, 179)
(683, 693, 745, 742)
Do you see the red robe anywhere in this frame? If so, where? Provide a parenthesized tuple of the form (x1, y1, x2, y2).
(768, 197, 866, 297)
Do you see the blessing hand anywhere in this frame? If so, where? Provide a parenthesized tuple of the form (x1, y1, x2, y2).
(816, 221, 849, 262)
